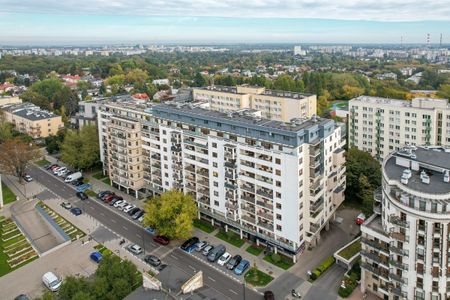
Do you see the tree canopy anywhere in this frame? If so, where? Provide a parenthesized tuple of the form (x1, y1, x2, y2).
(60, 125, 99, 170)
(143, 190, 197, 239)
(0, 139, 41, 182)
(345, 147, 381, 215)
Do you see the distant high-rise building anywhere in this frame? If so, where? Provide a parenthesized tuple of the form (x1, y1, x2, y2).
(294, 45, 306, 56)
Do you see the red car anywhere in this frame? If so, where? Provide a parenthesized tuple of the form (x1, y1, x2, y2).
(355, 213, 366, 225)
(103, 194, 116, 203)
(153, 235, 170, 245)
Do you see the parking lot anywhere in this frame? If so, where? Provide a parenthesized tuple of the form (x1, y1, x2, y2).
(0, 240, 98, 300)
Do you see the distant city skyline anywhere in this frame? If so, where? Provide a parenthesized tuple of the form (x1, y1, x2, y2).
(1, 0, 450, 45)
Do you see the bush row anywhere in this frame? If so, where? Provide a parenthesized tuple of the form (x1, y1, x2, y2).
(309, 255, 336, 281)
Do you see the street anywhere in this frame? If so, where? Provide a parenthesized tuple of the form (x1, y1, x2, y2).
(28, 165, 262, 300)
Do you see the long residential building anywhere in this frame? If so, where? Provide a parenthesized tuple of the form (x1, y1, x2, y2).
(0, 102, 63, 138)
(98, 97, 346, 260)
(348, 96, 450, 160)
(361, 146, 450, 300)
(193, 85, 317, 122)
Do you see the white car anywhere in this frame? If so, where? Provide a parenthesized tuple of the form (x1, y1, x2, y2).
(57, 169, 69, 177)
(138, 216, 144, 223)
(116, 201, 128, 210)
(113, 200, 124, 208)
(123, 204, 135, 213)
(54, 167, 67, 175)
(127, 244, 143, 255)
(42, 271, 63, 292)
(217, 252, 232, 266)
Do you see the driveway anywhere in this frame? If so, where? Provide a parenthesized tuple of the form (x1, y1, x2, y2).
(0, 240, 98, 300)
(11, 199, 65, 254)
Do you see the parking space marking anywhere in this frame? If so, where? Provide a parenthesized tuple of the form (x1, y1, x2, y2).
(229, 289, 238, 295)
(170, 254, 178, 260)
(100, 212, 105, 217)
(123, 226, 128, 231)
(111, 219, 117, 223)
(208, 276, 216, 282)
(188, 265, 196, 272)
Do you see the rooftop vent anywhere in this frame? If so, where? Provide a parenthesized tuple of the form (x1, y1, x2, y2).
(444, 170, 450, 183)
(402, 169, 412, 179)
(420, 170, 430, 184)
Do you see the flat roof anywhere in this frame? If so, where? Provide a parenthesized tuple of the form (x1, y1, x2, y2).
(384, 146, 450, 195)
(1, 102, 58, 120)
(350, 95, 449, 109)
(195, 85, 314, 100)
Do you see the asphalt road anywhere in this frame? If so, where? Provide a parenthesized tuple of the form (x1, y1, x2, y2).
(28, 165, 262, 300)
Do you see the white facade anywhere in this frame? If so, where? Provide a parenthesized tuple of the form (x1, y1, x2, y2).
(98, 99, 346, 260)
(349, 96, 450, 160)
(361, 146, 450, 300)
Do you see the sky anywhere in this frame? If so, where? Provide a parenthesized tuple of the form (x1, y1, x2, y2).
(1, 0, 450, 45)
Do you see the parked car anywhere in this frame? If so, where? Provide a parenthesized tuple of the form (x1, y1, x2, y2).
(45, 164, 56, 170)
(109, 198, 120, 206)
(60, 202, 72, 210)
(113, 200, 125, 207)
(97, 190, 112, 199)
(123, 204, 136, 213)
(207, 244, 226, 262)
(195, 241, 207, 252)
(138, 216, 144, 223)
(57, 169, 69, 177)
(132, 210, 144, 220)
(116, 201, 128, 210)
(65, 172, 82, 183)
(153, 235, 170, 245)
(234, 259, 250, 275)
(90, 251, 102, 263)
(103, 194, 116, 203)
(145, 226, 155, 235)
(70, 208, 82, 216)
(42, 272, 62, 292)
(128, 244, 143, 255)
(49, 165, 60, 171)
(226, 255, 242, 270)
(72, 178, 84, 186)
(14, 294, 29, 300)
(128, 207, 140, 216)
(76, 183, 91, 192)
(76, 192, 88, 200)
(202, 245, 214, 256)
(53, 167, 66, 175)
(263, 291, 275, 300)
(217, 252, 231, 266)
(22, 174, 33, 182)
(355, 213, 366, 225)
(181, 237, 199, 253)
(144, 255, 161, 267)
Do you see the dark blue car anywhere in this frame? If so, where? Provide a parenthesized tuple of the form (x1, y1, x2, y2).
(70, 207, 82, 216)
(234, 259, 250, 275)
(90, 251, 102, 263)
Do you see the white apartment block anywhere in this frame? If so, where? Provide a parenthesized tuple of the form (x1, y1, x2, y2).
(361, 146, 450, 300)
(349, 96, 450, 160)
(193, 85, 317, 123)
(98, 98, 346, 261)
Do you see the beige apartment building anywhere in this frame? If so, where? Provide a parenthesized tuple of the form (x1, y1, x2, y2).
(349, 96, 450, 160)
(0, 102, 63, 138)
(0, 96, 22, 106)
(193, 85, 317, 122)
(98, 96, 346, 261)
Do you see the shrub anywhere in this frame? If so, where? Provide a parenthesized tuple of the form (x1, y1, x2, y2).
(310, 255, 335, 281)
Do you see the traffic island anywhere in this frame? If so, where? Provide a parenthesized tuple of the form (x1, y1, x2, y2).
(244, 267, 274, 287)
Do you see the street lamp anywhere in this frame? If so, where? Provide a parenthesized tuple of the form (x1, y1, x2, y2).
(242, 282, 246, 300)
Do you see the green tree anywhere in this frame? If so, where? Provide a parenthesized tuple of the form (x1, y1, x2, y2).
(0, 109, 13, 143)
(60, 125, 99, 170)
(438, 84, 450, 99)
(0, 139, 41, 183)
(59, 276, 90, 300)
(143, 190, 197, 239)
(345, 148, 381, 214)
(193, 73, 207, 87)
(126, 68, 149, 91)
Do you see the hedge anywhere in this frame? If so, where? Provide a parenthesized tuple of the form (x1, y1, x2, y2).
(310, 255, 335, 281)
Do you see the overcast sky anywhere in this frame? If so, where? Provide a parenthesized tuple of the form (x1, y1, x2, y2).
(1, 0, 449, 45)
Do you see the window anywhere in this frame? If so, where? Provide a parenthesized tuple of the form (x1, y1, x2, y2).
(214, 191, 219, 196)
(214, 200, 219, 206)
(276, 214, 282, 221)
(212, 142, 217, 148)
(276, 225, 282, 231)
(275, 158, 281, 164)
(213, 181, 218, 187)
(212, 152, 218, 158)
(276, 203, 282, 209)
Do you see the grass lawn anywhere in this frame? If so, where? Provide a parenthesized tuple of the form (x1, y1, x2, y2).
(193, 219, 215, 233)
(246, 245, 264, 256)
(101, 178, 111, 186)
(244, 268, 274, 286)
(84, 189, 97, 197)
(338, 240, 361, 260)
(93, 172, 107, 180)
(263, 254, 294, 270)
(1, 182, 16, 205)
(35, 159, 50, 167)
(215, 230, 245, 248)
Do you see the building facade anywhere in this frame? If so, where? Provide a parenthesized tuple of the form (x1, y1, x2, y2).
(1, 102, 63, 138)
(98, 98, 346, 260)
(349, 96, 450, 160)
(361, 146, 450, 300)
(71, 99, 104, 129)
(193, 85, 317, 122)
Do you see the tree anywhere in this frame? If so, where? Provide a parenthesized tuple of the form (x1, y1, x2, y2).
(143, 190, 197, 239)
(345, 148, 381, 214)
(59, 276, 90, 300)
(0, 109, 13, 143)
(193, 73, 206, 87)
(0, 139, 40, 182)
(60, 125, 99, 170)
(126, 68, 149, 91)
(438, 84, 450, 99)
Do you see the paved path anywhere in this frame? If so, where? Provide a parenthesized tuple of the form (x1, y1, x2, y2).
(0, 240, 98, 300)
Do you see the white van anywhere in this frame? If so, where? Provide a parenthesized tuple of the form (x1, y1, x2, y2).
(64, 172, 82, 183)
(42, 272, 63, 291)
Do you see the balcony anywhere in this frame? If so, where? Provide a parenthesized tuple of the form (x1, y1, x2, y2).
(390, 231, 408, 242)
(389, 273, 407, 285)
(390, 245, 408, 256)
(361, 251, 388, 266)
(257, 210, 273, 220)
(256, 200, 273, 210)
(152, 163, 161, 169)
(198, 188, 210, 195)
(225, 182, 237, 190)
(361, 262, 389, 280)
(241, 194, 255, 204)
(391, 287, 407, 298)
(389, 215, 409, 228)
(197, 169, 209, 177)
(241, 185, 255, 193)
(198, 196, 210, 205)
(198, 180, 210, 187)
(225, 202, 238, 210)
(389, 260, 408, 271)
(257, 221, 273, 231)
(224, 161, 237, 168)
(225, 172, 235, 179)
(373, 186, 382, 203)
(310, 223, 320, 233)
(242, 215, 256, 224)
(256, 189, 273, 199)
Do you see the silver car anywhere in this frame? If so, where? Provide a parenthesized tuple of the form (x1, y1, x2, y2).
(202, 245, 213, 256)
(128, 244, 143, 255)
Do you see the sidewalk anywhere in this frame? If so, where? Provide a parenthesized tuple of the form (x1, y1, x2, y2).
(86, 172, 286, 279)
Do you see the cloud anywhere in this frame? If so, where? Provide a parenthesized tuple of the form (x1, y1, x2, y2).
(1, 0, 450, 21)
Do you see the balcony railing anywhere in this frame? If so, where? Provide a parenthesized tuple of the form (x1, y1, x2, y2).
(389, 245, 409, 256)
(373, 186, 382, 203)
(241, 194, 255, 203)
(390, 273, 407, 285)
(242, 215, 256, 224)
(256, 200, 273, 210)
(225, 202, 238, 210)
(256, 189, 273, 199)
(390, 231, 408, 242)
(389, 260, 408, 271)
(361, 262, 389, 280)
(389, 215, 409, 228)
(257, 221, 273, 231)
